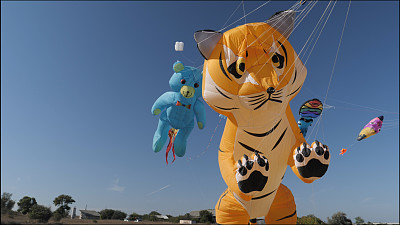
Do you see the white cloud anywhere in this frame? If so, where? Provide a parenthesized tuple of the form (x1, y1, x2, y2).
(107, 178, 125, 192)
(362, 197, 374, 203)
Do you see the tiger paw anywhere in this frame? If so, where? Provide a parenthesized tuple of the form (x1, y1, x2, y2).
(236, 152, 269, 195)
(294, 141, 330, 181)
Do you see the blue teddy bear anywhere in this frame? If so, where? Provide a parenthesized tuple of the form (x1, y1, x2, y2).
(151, 61, 206, 157)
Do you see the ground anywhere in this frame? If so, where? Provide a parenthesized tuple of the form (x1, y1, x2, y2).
(1, 213, 213, 225)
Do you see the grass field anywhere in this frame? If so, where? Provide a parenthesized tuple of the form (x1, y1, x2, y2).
(1, 213, 185, 224)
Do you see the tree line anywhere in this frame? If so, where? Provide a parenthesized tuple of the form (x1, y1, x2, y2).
(1, 192, 75, 223)
(1, 192, 214, 224)
(2, 192, 388, 224)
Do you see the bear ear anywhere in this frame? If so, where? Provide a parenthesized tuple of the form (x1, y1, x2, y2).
(194, 30, 223, 60)
(266, 10, 295, 39)
(173, 61, 184, 73)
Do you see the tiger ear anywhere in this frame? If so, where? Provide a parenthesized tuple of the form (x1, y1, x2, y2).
(194, 30, 223, 60)
(266, 10, 295, 39)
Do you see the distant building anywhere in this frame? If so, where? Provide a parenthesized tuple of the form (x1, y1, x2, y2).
(79, 210, 101, 220)
(180, 220, 196, 224)
(71, 207, 76, 219)
(189, 209, 215, 218)
(156, 215, 169, 220)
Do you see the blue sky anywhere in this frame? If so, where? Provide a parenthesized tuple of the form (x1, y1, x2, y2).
(1, 1, 399, 223)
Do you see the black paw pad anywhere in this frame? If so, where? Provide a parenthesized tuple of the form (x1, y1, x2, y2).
(294, 140, 330, 180)
(236, 154, 270, 194)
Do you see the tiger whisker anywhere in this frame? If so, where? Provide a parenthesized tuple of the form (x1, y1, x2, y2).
(250, 98, 267, 106)
(248, 96, 265, 102)
(268, 98, 282, 103)
(247, 94, 265, 99)
(254, 99, 268, 110)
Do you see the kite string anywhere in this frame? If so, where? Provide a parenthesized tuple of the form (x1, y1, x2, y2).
(185, 116, 223, 161)
(242, 0, 246, 25)
(183, 1, 243, 68)
(252, 1, 336, 150)
(315, 0, 351, 136)
(303, 86, 399, 115)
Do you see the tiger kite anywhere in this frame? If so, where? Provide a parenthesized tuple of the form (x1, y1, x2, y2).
(194, 9, 331, 224)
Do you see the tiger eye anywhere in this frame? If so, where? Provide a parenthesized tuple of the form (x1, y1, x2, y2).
(236, 58, 245, 74)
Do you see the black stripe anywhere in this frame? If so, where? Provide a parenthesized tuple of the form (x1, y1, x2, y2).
(277, 40, 288, 67)
(219, 52, 232, 81)
(243, 119, 281, 137)
(218, 148, 224, 153)
(214, 105, 238, 111)
(250, 98, 266, 106)
(248, 94, 264, 98)
(248, 96, 265, 102)
(271, 128, 287, 151)
(251, 189, 276, 200)
(276, 210, 296, 221)
(286, 84, 302, 97)
(238, 142, 262, 154)
(292, 68, 297, 85)
(269, 98, 282, 103)
(254, 99, 268, 110)
(215, 86, 232, 99)
(217, 190, 228, 209)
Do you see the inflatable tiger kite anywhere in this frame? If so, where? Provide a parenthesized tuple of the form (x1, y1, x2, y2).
(194, 10, 331, 224)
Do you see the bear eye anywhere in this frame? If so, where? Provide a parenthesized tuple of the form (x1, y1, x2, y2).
(227, 58, 245, 79)
(181, 79, 186, 84)
(194, 83, 199, 88)
(270, 53, 284, 69)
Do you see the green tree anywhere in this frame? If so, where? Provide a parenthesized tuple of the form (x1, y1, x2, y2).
(355, 216, 365, 224)
(297, 214, 325, 224)
(327, 211, 352, 225)
(99, 209, 115, 220)
(199, 210, 213, 223)
(1, 192, 16, 214)
(111, 210, 127, 220)
(182, 213, 192, 220)
(149, 211, 161, 221)
(53, 194, 75, 217)
(17, 196, 37, 214)
(149, 211, 161, 216)
(52, 211, 63, 221)
(28, 204, 52, 223)
(128, 212, 141, 221)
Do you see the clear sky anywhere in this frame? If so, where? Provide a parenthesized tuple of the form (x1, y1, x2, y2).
(1, 1, 399, 223)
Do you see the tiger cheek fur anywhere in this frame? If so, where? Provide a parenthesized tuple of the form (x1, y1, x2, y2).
(195, 10, 319, 223)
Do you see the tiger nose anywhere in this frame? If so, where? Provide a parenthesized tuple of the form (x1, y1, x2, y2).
(267, 87, 275, 94)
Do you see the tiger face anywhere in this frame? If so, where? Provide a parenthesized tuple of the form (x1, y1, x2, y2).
(195, 11, 306, 125)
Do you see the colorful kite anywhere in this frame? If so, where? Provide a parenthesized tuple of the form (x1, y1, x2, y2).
(194, 9, 330, 224)
(298, 99, 323, 136)
(357, 116, 384, 141)
(151, 61, 206, 164)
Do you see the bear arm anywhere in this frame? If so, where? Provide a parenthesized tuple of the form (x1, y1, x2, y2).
(151, 92, 174, 115)
(193, 100, 206, 126)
